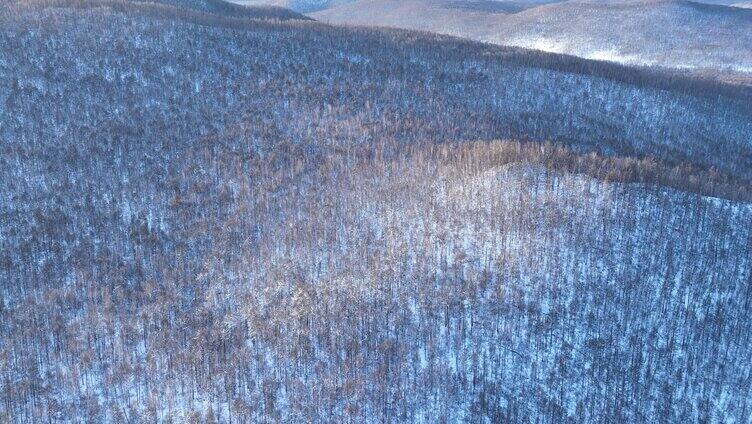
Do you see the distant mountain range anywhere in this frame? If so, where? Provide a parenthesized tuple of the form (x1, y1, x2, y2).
(235, 0, 752, 13)
(307, 0, 752, 75)
(232, 0, 350, 12)
(236, 0, 560, 12)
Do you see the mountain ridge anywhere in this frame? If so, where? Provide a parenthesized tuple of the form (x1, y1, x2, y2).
(8, 0, 312, 20)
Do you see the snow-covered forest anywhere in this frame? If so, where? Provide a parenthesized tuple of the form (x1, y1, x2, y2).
(1, 0, 751, 422)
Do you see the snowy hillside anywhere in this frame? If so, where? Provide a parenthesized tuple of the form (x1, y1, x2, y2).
(312, 0, 752, 76)
(1, 0, 751, 422)
(496, 0, 752, 72)
(233, 0, 561, 13)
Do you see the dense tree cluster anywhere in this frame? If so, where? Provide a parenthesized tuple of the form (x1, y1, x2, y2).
(1, 0, 751, 422)
(3, 136, 751, 422)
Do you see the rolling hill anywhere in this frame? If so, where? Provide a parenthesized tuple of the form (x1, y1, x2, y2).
(1, 0, 751, 422)
(234, 0, 561, 13)
(312, 0, 752, 75)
